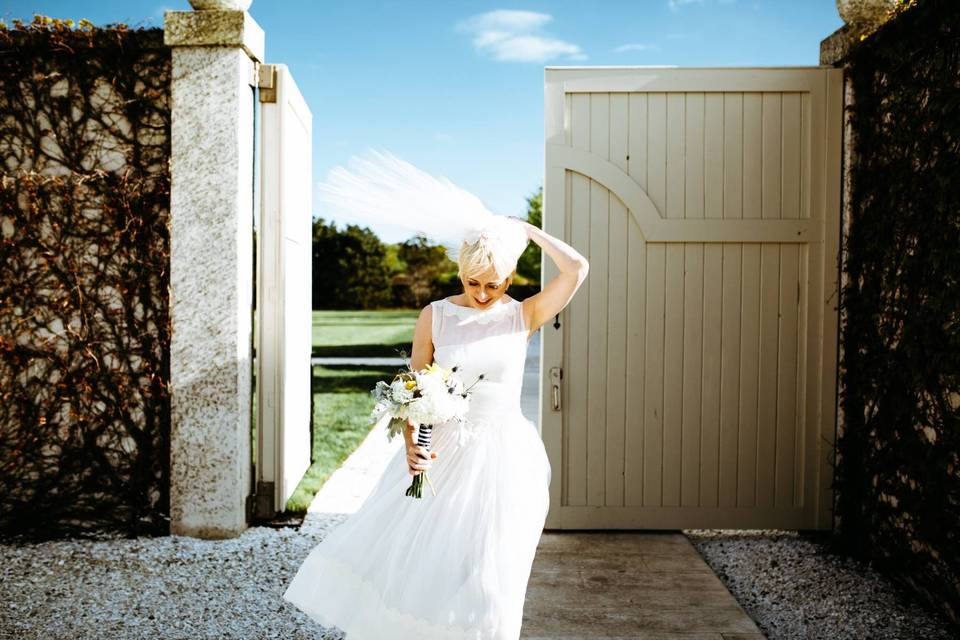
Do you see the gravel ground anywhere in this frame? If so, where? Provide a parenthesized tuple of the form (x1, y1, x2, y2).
(5, 523, 956, 639)
(684, 528, 957, 640)
(0, 513, 348, 640)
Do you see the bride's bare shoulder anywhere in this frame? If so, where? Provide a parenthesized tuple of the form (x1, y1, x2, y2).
(414, 302, 434, 331)
(411, 303, 435, 368)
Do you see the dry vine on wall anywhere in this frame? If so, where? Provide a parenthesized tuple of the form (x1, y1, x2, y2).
(833, 0, 960, 624)
(0, 16, 173, 539)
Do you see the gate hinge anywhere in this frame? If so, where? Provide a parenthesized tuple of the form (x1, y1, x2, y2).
(258, 64, 277, 103)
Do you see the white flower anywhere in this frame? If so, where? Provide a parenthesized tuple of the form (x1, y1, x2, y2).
(389, 379, 414, 403)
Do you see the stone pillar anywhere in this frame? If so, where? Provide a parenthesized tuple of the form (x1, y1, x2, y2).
(820, 25, 855, 535)
(164, 8, 264, 538)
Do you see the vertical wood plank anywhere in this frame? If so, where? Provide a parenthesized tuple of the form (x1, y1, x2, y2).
(628, 93, 649, 192)
(644, 243, 666, 506)
(738, 244, 761, 506)
(685, 93, 705, 220)
(625, 212, 647, 506)
(776, 244, 800, 508)
(762, 92, 782, 219)
(800, 92, 810, 219)
(587, 93, 610, 506)
(606, 93, 629, 506)
(796, 245, 809, 508)
(567, 92, 591, 506)
(662, 91, 685, 507)
(666, 93, 685, 219)
(719, 243, 742, 506)
(743, 92, 762, 220)
(781, 92, 801, 219)
(625, 93, 648, 506)
(587, 180, 609, 506)
(681, 242, 704, 507)
(700, 244, 723, 507)
(723, 93, 743, 219)
(704, 93, 724, 220)
(648, 93, 667, 216)
(756, 244, 780, 508)
(664, 242, 684, 506)
(645, 92, 666, 507)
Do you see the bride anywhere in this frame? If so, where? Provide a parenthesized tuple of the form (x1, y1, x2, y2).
(282, 152, 589, 639)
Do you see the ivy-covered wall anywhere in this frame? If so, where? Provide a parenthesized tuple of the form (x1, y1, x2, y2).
(0, 17, 172, 539)
(833, 0, 959, 623)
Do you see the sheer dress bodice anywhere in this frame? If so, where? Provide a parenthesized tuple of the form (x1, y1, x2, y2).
(430, 297, 529, 426)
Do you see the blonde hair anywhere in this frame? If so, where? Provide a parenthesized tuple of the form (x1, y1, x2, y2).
(457, 238, 516, 285)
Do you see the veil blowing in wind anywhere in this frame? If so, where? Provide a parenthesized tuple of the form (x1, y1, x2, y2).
(315, 149, 529, 279)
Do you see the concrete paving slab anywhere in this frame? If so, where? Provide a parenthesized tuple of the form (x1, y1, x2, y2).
(522, 532, 764, 638)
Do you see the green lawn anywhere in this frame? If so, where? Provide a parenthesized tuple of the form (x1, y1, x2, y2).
(282, 309, 418, 513)
(311, 309, 418, 357)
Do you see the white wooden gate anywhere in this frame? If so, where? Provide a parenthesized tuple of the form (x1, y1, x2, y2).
(255, 64, 313, 515)
(542, 67, 842, 530)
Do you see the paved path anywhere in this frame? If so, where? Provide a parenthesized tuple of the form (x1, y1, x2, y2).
(306, 330, 763, 637)
(524, 532, 764, 639)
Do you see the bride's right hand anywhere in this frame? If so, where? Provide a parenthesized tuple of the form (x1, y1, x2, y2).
(406, 444, 436, 476)
(405, 422, 438, 476)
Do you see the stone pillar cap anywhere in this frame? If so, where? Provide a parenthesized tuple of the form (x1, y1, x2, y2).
(164, 9, 264, 63)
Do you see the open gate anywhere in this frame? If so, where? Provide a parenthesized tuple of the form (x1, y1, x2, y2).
(253, 63, 313, 518)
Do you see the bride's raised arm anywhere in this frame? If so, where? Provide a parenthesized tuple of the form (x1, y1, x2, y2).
(508, 217, 589, 336)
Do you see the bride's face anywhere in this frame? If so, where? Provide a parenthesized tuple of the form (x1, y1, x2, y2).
(461, 266, 508, 309)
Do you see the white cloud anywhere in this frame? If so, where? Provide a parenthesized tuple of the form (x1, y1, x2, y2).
(614, 42, 660, 52)
(433, 132, 455, 143)
(457, 9, 553, 33)
(456, 9, 585, 63)
(481, 33, 585, 62)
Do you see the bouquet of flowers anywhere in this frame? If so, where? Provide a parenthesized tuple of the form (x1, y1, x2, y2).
(370, 362, 483, 498)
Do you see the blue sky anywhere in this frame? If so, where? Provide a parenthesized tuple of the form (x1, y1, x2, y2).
(3, 1, 843, 243)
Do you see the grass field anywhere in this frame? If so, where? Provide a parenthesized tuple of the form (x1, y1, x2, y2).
(282, 309, 418, 513)
(311, 309, 418, 358)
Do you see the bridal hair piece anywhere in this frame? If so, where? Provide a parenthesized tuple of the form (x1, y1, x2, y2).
(316, 149, 529, 281)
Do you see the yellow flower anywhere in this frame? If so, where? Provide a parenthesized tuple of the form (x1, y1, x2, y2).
(424, 362, 450, 381)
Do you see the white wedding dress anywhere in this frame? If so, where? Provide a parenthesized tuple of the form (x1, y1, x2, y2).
(282, 295, 551, 639)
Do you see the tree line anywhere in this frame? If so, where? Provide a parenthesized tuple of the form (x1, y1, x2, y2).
(311, 187, 542, 310)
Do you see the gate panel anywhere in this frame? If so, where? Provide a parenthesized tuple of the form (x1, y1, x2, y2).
(256, 64, 313, 514)
(543, 67, 842, 530)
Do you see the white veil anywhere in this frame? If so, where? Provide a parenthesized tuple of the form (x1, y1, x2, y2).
(316, 149, 529, 280)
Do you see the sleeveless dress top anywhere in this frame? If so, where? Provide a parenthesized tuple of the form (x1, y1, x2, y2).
(283, 295, 552, 640)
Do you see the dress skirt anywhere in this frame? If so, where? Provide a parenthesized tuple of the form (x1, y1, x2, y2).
(282, 406, 551, 640)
